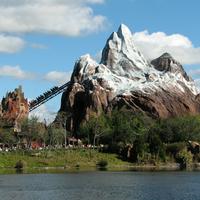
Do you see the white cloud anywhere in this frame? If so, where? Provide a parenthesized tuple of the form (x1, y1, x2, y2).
(0, 66, 72, 83)
(29, 104, 56, 124)
(0, 0, 107, 36)
(0, 34, 25, 53)
(44, 70, 72, 85)
(0, 65, 34, 79)
(133, 30, 200, 65)
(30, 43, 47, 49)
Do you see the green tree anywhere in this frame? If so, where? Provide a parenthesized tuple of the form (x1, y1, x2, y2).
(79, 113, 111, 147)
(20, 116, 45, 148)
(47, 125, 65, 147)
(148, 130, 165, 159)
(0, 128, 17, 147)
(109, 110, 151, 145)
(155, 116, 200, 143)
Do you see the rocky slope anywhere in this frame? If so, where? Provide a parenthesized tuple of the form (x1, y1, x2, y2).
(58, 24, 200, 133)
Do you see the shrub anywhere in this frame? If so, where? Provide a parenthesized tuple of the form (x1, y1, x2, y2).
(97, 160, 108, 168)
(176, 149, 193, 169)
(15, 160, 27, 169)
(166, 142, 186, 157)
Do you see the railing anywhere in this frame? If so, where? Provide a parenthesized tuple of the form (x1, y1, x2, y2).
(29, 81, 71, 112)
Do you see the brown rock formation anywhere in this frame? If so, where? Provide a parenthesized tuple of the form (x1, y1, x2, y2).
(59, 80, 114, 133)
(0, 86, 29, 129)
(109, 89, 200, 119)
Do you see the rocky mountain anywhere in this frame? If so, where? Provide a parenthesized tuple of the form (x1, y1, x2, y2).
(0, 86, 29, 129)
(57, 24, 200, 133)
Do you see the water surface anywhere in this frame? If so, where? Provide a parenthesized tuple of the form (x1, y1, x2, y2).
(0, 171, 200, 200)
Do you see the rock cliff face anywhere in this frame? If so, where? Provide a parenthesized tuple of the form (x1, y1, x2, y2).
(58, 24, 200, 133)
(151, 52, 190, 81)
(0, 86, 29, 128)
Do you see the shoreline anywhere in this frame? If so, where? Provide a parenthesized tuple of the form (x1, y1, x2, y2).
(1, 163, 200, 174)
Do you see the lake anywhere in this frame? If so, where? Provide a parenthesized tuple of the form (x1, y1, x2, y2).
(0, 171, 200, 200)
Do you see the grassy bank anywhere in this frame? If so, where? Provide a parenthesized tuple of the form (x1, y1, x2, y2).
(2, 149, 200, 174)
(0, 149, 131, 170)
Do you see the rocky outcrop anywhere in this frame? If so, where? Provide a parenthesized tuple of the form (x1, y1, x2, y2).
(151, 52, 191, 81)
(109, 89, 200, 119)
(0, 86, 29, 128)
(59, 78, 114, 133)
(57, 24, 200, 133)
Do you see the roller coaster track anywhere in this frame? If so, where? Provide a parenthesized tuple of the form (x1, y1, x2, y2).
(29, 81, 71, 112)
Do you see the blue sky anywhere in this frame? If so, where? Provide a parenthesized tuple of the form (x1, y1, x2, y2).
(0, 0, 200, 122)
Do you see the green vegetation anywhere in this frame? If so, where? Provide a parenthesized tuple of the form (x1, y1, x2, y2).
(0, 149, 130, 169)
(1, 110, 200, 171)
(79, 110, 200, 169)
(176, 149, 193, 169)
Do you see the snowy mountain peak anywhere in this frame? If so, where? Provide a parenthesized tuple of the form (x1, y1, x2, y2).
(117, 23, 133, 41)
(101, 24, 150, 79)
(71, 24, 198, 96)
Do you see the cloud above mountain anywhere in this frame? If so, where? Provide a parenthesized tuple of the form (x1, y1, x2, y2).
(133, 30, 200, 65)
(0, 0, 107, 36)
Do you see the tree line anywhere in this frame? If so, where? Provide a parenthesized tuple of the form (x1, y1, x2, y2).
(1, 109, 200, 167)
(0, 116, 67, 149)
(79, 109, 200, 166)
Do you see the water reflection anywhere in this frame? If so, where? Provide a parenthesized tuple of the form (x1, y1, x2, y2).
(97, 166, 108, 171)
(15, 168, 24, 174)
(0, 171, 200, 200)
